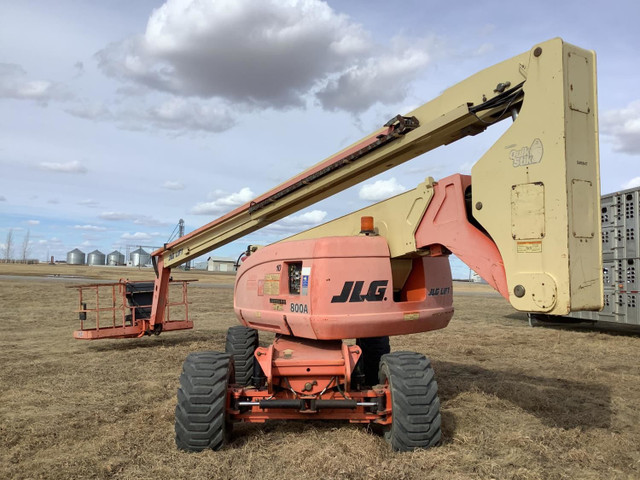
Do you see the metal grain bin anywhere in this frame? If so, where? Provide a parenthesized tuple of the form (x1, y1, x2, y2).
(87, 250, 106, 266)
(67, 248, 86, 265)
(107, 250, 125, 266)
(130, 247, 150, 267)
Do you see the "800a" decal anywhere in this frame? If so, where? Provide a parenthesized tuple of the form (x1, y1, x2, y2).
(290, 303, 309, 314)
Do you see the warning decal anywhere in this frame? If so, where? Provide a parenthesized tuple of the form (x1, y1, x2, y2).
(517, 240, 542, 253)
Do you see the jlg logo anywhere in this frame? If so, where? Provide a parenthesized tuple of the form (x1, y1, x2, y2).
(331, 280, 388, 303)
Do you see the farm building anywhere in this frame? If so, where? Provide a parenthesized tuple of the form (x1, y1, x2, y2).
(207, 256, 236, 272)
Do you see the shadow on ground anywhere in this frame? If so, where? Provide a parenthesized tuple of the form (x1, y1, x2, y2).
(435, 360, 611, 430)
(88, 331, 225, 352)
(505, 311, 640, 337)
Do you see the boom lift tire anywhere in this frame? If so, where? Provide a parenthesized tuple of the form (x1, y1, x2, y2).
(225, 326, 259, 386)
(378, 351, 441, 451)
(175, 352, 234, 452)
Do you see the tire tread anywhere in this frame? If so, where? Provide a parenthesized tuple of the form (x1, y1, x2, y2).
(225, 326, 258, 385)
(379, 351, 441, 451)
(175, 351, 232, 452)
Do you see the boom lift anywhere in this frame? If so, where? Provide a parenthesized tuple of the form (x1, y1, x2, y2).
(73, 38, 602, 451)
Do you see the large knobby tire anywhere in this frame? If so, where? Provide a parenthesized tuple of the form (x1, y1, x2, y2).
(379, 351, 441, 451)
(225, 326, 258, 386)
(175, 351, 234, 452)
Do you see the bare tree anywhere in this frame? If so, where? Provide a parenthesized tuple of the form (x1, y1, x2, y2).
(4, 229, 13, 261)
(21, 229, 31, 262)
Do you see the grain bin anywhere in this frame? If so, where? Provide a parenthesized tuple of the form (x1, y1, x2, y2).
(87, 250, 106, 266)
(67, 248, 85, 265)
(130, 247, 150, 267)
(107, 250, 125, 266)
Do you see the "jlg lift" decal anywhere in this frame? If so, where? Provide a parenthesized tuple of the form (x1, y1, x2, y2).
(331, 280, 388, 303)
(428, 287, 451, 296)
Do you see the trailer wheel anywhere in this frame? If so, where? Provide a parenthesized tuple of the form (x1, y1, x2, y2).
(175, 351, 234, 452)
(379, 351, 441, 451)
(225, 326, 258, 385)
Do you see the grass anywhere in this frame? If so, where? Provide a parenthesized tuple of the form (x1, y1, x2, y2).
(1, 264, 639, 479)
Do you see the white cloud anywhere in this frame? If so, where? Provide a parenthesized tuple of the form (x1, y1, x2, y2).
(133, 217, 169, 227)
(74, 225, 107, 231)
(358, 177, 406, 202)
(66, 96, 234, 134)
(37, 160, 88, 174)
(26, 220, 40, 225)
(121, 231, 164, 242)
(192, 187, 254, 215)
(96, 0, 368, 107)
(257, 210, 328, 236)
(143, 97, 234, 133)
(0, 63, 71, 105)
(0, 195, 6, 201)
(316, 42, 430, 113)
(474, 43, 494, 56)
(622, 177, 640, 190)
(98, 212, 169, 227)
(64, 100, 113, 121)
(95, 0, 431, 114)
(74, 61, 84, 77)
(280, 210, 327, 227)
(78, 199, 99, 207)
(162, 180, 185, 190)
(47, 199, 59, 204)
(99, 212, 132, 221)
(601, 100, 640, 154)
(121, 232, 153, 241)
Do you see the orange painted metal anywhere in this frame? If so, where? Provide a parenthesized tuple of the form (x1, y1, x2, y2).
(229, 387, 391, 424)
(229, 336, 391, 424)
(150, 256, 171, 328)
(255, 337, 361, 395)
(415, 174, 508, 298)
(234, 236, 454, 340)
(72, 279, 193, 340)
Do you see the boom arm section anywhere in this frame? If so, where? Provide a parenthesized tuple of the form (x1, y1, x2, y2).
(149, 38, 600, 328)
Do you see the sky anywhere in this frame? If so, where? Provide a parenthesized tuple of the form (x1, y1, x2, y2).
(1, 0, 639, 278)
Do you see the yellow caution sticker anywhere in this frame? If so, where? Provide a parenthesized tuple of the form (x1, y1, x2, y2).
(264, 273, 280, 295)
(517, 240, 542, 253)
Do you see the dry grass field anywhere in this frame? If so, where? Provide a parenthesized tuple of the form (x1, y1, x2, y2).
(1, 263, 639, 479)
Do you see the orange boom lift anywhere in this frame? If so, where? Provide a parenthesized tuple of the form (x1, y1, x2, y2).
(74, 39, 602, 451)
